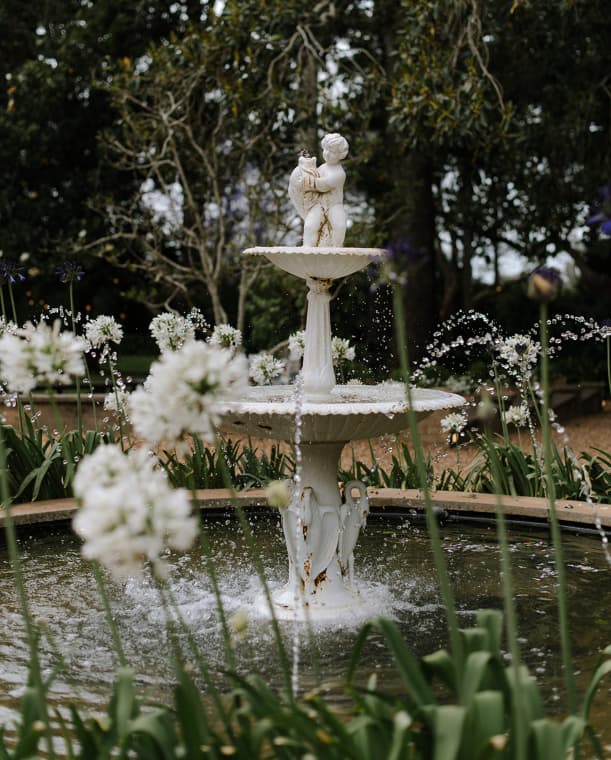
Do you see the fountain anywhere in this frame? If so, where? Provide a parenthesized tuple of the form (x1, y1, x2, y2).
(220, 133, 464, 619)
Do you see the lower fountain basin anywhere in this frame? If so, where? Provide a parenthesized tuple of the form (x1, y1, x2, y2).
(220, 383, 465, 443)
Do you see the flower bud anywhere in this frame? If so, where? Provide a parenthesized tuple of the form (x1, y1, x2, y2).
(265, 479, 291, 509)
(527, 266, 562, 302)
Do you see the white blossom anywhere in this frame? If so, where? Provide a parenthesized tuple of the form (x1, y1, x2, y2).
(130, 340, 248, 447)
(498, 334, 539, 378)
(208, 323, 242, 352)
(0, 317, 17, 338)
(440, 411, 468, 434)
(504, 402, 530, 428)
(73, 445, 198, 579)
(249, 352, 285, 385)
(0, 320, 87, 393)
(288, 331, 305, 361)
(331, 336, 356, 365)
(104, 389, 130, 417)
(149, 312, 196, 352)
(85, 315, 124, 348)
(265, 480, 291, 509)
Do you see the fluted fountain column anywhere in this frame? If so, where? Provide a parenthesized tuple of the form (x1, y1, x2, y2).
(302, 277, 335, 398)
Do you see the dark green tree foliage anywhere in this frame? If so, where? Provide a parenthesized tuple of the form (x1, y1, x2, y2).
(388, 0, 611, 324)
(0, 1, 197, 314)
(0, 1, 609, 352)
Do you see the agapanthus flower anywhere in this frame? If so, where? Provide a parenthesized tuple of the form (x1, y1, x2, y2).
(0, 320, 87, 393)
(498, 334, 539, 378)
(331, 336, 356, 365)
(130, 340, 248, 448)
(56, 260, 85, 284)
(288, 331, 305, 361)
(249, 352, 285, 385)
(527, 266, 562, 303)
(208, 323, 242, 352)
(440, 411, 468, 435)
(0, 317, 18, 338)
(103, 389, 130, 417)
(265, 480, 291, 510)
(504, 403, 530, 428)
(600, 319, 611, 339)
(0, 259, 25, 284)
(149, 312, 195, 352)
(73, 445, 197, 579)
(371, 240, 425, 290)
(85, 315, 124, 348)
(587, 183, 611, 235)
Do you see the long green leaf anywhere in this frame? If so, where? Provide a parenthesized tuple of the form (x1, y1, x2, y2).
(432, 704, 466, 760)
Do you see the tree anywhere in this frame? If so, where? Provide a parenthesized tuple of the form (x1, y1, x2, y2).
(386, 0, 611, 334)
(0, 1, 199, 316)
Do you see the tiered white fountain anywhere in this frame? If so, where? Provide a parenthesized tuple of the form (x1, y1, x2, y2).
(221, 133, 464, 620)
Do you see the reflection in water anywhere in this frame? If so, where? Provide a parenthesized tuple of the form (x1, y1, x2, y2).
(1, 514, 610, 744)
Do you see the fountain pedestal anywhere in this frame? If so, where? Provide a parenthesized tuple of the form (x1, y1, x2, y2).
(303, 277, 334, 398)
(222, 247, 465, 620)
(222, 135, 464, 620)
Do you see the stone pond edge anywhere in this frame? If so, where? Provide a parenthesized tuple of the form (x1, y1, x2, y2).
(2, 489, 610, 532)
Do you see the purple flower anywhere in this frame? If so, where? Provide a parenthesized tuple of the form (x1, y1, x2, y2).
(527, 265, 562, 302)
(56, 260, 85, 284)
(587, 184, 611, 235)
(371, 239, 426, 290)
(0, 259, 26, 284)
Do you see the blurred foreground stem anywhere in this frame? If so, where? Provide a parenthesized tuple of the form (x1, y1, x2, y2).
(392, 287, 464, 671)
(540, 302, 577, 714)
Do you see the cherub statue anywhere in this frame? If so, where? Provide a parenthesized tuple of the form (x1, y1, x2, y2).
(288, 133, 349, 247)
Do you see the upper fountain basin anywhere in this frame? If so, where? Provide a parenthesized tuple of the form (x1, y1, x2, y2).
(243, 246, 386, 281)
(219, 383, 465, 443)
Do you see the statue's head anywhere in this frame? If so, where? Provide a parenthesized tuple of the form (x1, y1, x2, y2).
(321, 133, 349, 162)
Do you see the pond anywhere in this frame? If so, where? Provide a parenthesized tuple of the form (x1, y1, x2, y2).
(1, 512, 610, 745)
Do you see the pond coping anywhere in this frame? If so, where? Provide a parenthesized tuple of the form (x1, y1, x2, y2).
(1, 489, 610, 533)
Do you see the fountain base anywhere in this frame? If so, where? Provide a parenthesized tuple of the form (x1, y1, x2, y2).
(253, 585, 380, 623)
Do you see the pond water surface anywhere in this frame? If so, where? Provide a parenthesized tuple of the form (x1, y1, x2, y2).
(1, 513, 610, 747)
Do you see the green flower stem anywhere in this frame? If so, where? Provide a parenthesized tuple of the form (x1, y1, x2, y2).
(492, 363, 510, 443)
(483, 426, 526, 760)
(7, 281, 18, 324)
(392, 287, 464, 673)
(217, 447, 294, 700)
(162, 581, 235, 738)
(540, 302, 577, 714)
(68, 281, 83, 440)
(107, 356, 129, 449)
(606, 335, 610, 399)
(0, 285, 6, 320)
(0, 428, 56, 758)
(92, 561, 127, 668)
(195, 496, 237, 674)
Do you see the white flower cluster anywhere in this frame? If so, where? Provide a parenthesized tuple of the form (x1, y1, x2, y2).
(0, 317, 17, 338)
(249, 352, 285, 385)
(104, 389, 130, 417)
(85, 315, 124, 349)
(73, 445, 197, 579)
(504, 402, 530, 428)
(0, 320, 87, 393)
(288, 331, 305, 361)
(208, 323, 242, 352)
(440, 411, 469, 434)
(331, 336, 356, 365)
(498, 334, 539, 378)
(149, 312, 196, 353)
(130, 340, 248, 448)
